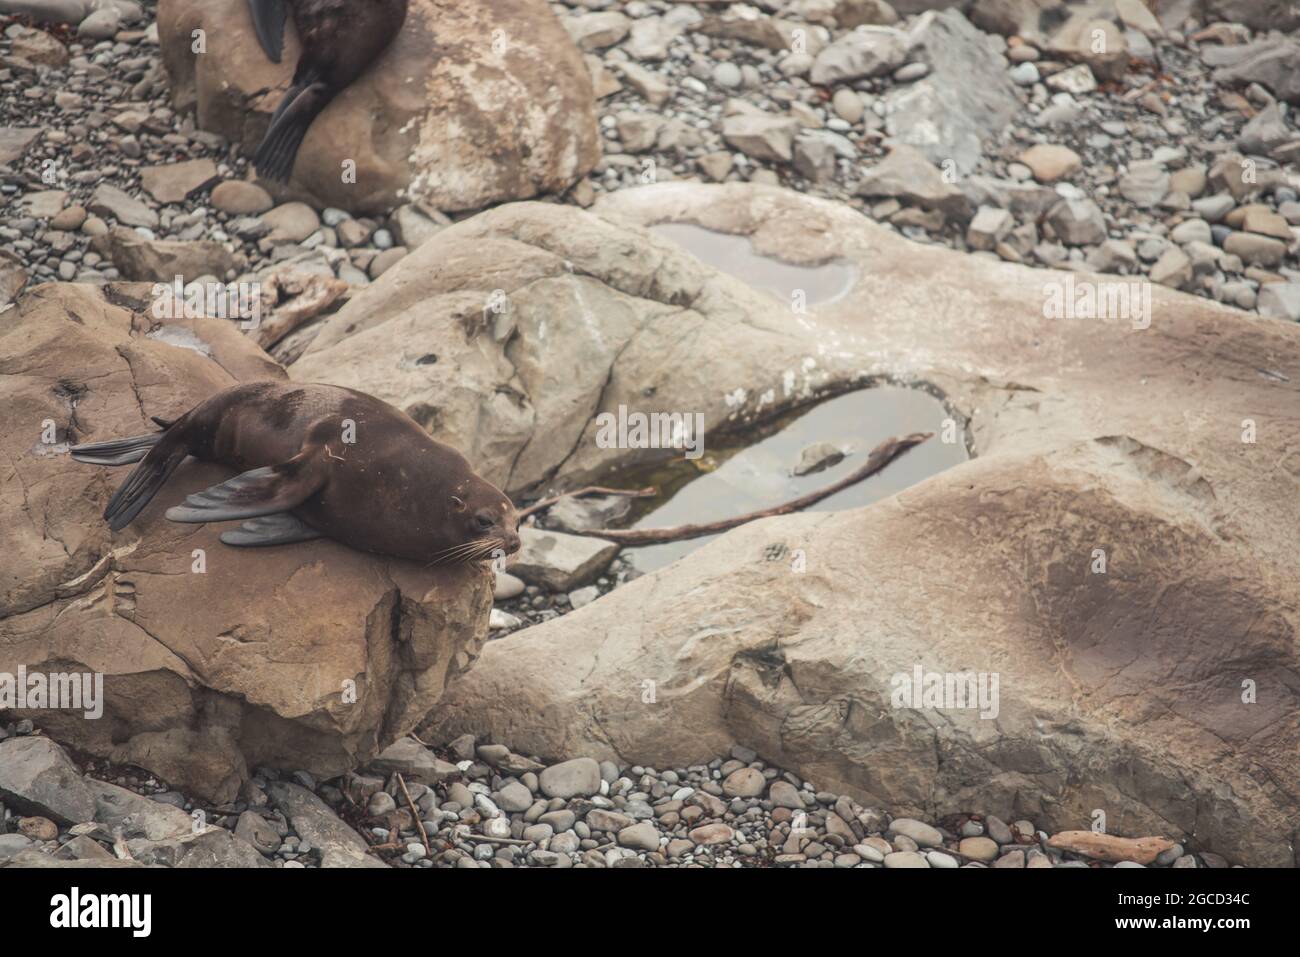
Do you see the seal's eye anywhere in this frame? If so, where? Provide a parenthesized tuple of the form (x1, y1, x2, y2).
(475, 513, 495, 531)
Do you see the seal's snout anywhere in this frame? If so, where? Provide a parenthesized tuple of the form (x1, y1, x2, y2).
(502, 531, 521, 556)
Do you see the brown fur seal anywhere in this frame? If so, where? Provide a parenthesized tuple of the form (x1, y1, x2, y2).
(70, 381, 520, 565)
(248, 0, 409, 182)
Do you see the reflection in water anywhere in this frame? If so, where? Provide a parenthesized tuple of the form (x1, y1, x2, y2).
(609, 386, 968, 574)
(652, 222, 857, 306)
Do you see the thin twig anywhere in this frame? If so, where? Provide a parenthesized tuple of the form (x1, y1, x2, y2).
(396, 773, 430, 854)
(464, 834, 533, 846)
(568, 431, 933, 546)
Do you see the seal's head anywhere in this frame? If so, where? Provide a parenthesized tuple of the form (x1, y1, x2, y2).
(437, 476, 520, 564)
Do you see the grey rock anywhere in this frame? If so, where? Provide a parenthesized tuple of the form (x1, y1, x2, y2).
(721, 112, 801, 164)
(793, 440, 846, 476)
(512, 528, 619, 592)
(617, 821, 661, 851)
(1258, 283, 1300, 321)
(496, 781, 534, 812)
(368, 737, 457, 785)
(1212, 39, 1300, 106)
(234, 810, 281, 854)
(1046, 198, 1107, 245)
(128, 827, 270, 868)
(85, 779, 192, 842)
(0, 736, 95, 825)
(267, 781, 388, 868)
(1119, 161, 1171, 207)
(810, 25, 908, 85)
(87, 183, 158, 229)
(855, 143, 971, 221)
(882, 9, 1020, 174)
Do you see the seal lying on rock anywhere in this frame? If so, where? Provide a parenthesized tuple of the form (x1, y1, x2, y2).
(248, 0, 410, 181)
(70, 381, 520, 564)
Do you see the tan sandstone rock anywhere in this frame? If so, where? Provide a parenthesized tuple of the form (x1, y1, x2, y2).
(0, 281, 492, 802)
(155, 0, 600, 215)
(1047, 830, 1177, 865)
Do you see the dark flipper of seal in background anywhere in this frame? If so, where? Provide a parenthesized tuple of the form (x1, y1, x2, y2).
(253, 77, 333, 183)
(251, 0, 409, 183)
(248, 0, 289, 63)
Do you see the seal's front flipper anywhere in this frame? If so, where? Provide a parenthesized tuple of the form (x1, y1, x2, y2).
(248, 0, 288, 63)
(71, 432, 163, 466)
(165, 449, 326, 524)
(220, 513, 322, 547)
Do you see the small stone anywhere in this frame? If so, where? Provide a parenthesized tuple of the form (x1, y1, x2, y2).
(367, 791, 397, 817)
(689, 823, 734, 845)
(721, 767, 765, 798)
(1046, 198, 1107, 246)
(211, 181, 274, 215)
(1019, 144, 1082, 183)
(768, 780, 804, 809)
(539, 758, 602, 799)
(262, 202, 321, 243)
(967, 205, 1014, 251)
(958, 836, 1000, 861)
(883, 850, 930, 868)
(832, 88, 864, 124)
(888, 818, 942, 848)
(1258, 283, 1300, 321)
(1046, 64, 1097, 94)
(985, 816, 1014, 844)
(17, 816, 57, 842)
(617, 821, 660, 852)
(1150, 247, 1192, 289)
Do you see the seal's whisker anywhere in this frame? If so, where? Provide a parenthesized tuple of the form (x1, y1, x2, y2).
(430, 539, 482, 559)
(428, 537, 493, 565)
(461, 538, 504, 564)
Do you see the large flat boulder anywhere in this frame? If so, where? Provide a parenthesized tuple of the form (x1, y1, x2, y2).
(156, 0, 600, 214)
(410, 182, 1300, 867)
(0, 281, 492, 802)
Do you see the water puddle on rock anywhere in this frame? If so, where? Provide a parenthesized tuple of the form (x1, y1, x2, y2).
(604, 386, 969, 574)
(652, 222, 857, 305)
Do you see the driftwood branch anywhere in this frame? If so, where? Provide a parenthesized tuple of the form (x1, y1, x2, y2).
(396, 773, 430, 855)
(569, 431, 933, 546)
(517, 484, 658, 521)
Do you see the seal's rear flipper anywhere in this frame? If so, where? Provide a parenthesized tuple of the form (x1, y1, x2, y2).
(253, 80, 332, 182)
(220, 513, 322, 547)
(103, 440, 190, 531)
(248, 0, 288, 63)
(71, 432, 162, 466)
(165, 450, 326, 524)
